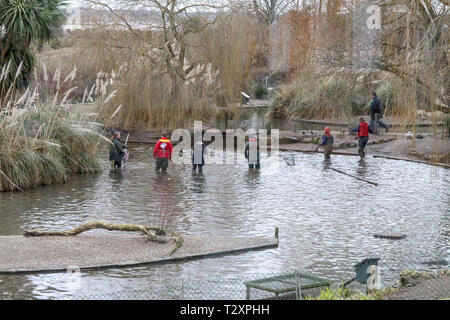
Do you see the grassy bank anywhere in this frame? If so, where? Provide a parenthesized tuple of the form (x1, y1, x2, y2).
(268, 70, 443, 120)
(268, 71, 367, 121)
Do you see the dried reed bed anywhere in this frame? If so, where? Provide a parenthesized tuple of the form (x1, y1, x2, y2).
(0, 64, 108, 192)
(35, 12, 264, 130)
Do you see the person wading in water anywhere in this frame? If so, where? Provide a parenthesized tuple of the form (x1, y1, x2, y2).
(153, 131, 173, 172)
(315, 127, 334, 161)
(370, 91, 390, 134)
(352, 117, 372, 159)
(245, 133, 261, 169)
(192, 138, 207, 174)
(110, 131, 125, 169)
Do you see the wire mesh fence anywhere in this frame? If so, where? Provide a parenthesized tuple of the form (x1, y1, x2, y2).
(63, 266, 450, 300)
(65, 271, 326, 300)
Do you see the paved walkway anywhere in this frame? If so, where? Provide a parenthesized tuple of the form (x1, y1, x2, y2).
(385, 272, 450, 300)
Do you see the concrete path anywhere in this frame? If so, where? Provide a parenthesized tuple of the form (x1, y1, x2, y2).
(279, 133, 449, 167)
(0, 234, 278, 274)
(385, 271, 450, 300)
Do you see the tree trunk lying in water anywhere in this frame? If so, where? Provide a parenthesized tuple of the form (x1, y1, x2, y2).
(330, 168, 378, 186)
(23, 221, 184, 254)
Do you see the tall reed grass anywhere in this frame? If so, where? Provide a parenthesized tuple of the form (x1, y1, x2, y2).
(0, 64, 107, 192)
(268, 70, 367, 120)
(99, 60, 220, 131)
(35, 12, 263, 130)
(268, 69, 448, 132)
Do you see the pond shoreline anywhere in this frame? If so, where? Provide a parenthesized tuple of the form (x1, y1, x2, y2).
(116, 127, 449, 168)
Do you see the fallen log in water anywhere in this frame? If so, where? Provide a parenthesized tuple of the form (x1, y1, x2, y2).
(24, 221, 170, 244)
(330, 168, 378, 186)
(24, 221, 185, 255)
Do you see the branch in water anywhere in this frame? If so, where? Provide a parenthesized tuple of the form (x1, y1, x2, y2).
(23, 222, 184, 253)
(24, 221, 163, 241)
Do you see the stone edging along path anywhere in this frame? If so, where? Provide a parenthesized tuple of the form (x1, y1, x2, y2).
(0, 234, 279, 274)
(277, 146, 450, 169)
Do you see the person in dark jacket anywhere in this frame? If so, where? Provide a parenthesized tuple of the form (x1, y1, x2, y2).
(153, 131, 173, 172)
(315, 127, 334, 161)
(110, 132, 124, 168)
(192, 138, 207, 174)
(245, 133, 261, 169)
(370, 91, 389, 134)
(352, 117, 372, 159)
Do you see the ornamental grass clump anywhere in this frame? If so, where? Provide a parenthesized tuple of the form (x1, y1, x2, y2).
(0, 63, 107, 192)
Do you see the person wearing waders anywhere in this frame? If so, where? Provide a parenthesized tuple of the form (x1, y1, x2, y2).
(245, 133, 261, 169)
(370, 91, 389, 134)
(153, 131, 173, 172)
(192, 138, 207, 174)
(315, 127, 334, 161)
(110, 131, 125, 169)
(352, 117, 372, 159)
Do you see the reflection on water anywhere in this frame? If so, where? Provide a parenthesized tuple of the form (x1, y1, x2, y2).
(191, 173, 206, 194)
(356, 160, 368, 177)
(0, 143, 448, 299)
(215, 107, 446, 134)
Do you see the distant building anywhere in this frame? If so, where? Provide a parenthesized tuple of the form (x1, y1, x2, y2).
(63, 7, 82, 32)
(62, 7, 160, 33)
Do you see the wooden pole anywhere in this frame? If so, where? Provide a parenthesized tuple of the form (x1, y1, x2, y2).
(330, 167, 378, 186)
(275, 227, 279, 239)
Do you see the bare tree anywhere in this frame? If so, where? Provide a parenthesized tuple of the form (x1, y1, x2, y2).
(84, 0, 226, 106)
(380, 0, 449, 108)
(252, 0, 295, 24)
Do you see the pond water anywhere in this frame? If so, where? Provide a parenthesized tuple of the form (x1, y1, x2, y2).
(215, 107, 447, 134)
(0, 141, 448, 299)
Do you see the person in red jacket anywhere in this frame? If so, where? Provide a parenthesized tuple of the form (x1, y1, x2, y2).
(314, 127, 334, 161)
(351, 117, 372, 159)
(153, 131, 173, 172)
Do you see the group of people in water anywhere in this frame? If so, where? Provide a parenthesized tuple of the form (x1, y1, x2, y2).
(109, 130, 262, 172)
(315, 91, 391, 160)
(110, 91, 390, 170)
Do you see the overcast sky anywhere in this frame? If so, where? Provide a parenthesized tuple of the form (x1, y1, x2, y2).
(67, 0, 78, 6)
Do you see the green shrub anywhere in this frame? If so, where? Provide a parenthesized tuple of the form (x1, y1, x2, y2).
(306, 286, 385, 300)
(253, 83, 269, 99)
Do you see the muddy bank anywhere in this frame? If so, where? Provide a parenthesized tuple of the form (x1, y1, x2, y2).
(279, 131, 450, 167)
(291, 116, 446, 129)
(0, 234, 278, 274)
(118, 128, 449, 167)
